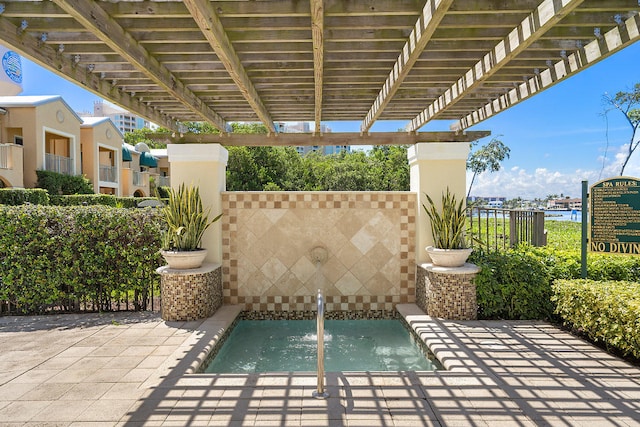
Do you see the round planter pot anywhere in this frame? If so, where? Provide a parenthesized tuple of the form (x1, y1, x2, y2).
(161, 249, 208, 270)
(426, 246, 473, 268)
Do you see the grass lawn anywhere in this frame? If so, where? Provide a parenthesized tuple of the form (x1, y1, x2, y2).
(545, 220, 581, 251)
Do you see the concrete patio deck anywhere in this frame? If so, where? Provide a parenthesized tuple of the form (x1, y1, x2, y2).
(0, 304, 639, 427)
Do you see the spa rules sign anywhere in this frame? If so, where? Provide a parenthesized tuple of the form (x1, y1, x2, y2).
(590, 177, 640, 254)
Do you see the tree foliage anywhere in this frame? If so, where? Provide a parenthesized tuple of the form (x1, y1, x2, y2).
(124, 128, 170, 149)
(603, 83, 640, 175)
(124, 121, 409, 191)
(226, 145, 409, 191)
(466, 137, 510, 197)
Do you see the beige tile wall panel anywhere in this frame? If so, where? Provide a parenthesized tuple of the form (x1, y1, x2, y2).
(222, 192, 416, 312)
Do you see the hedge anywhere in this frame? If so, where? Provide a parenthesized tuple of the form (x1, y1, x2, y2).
(553, 279, 640, 358)
(36, 170, 94, 195)
(470, 245, 640, 320)
(470, 248, 554, 320)
(0, 188, 50, 205)
(0, 205, 163, 314)
(530, 246, 640, 282)
(49, 194, 161, 208)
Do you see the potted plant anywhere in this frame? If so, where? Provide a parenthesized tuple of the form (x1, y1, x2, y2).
(422, 187, 472, 267)
(160, 184, 222, 269)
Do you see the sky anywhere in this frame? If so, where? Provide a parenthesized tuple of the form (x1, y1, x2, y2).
(15, 40, 640, 200)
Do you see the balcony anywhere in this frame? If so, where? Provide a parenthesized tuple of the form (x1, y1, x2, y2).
(99, 165, 118, 183)
(157, 176, 170, 187)
(0, 144, 11, 169)
(133, 170, 147, 187)
(45, 153, 73, 175)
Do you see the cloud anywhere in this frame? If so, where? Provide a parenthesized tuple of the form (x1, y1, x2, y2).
(468, 143, 640, 199)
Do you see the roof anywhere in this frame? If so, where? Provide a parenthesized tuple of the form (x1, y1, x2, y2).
(81, 116, 125, 139)
(0, 95, 62, 107)
(81, 116, 111, 127)
(0, 95, 83, 123)
(150, 149, 168, 159)
(0, 1, 638, 137)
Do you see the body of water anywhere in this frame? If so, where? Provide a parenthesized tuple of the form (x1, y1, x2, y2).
(204, 319, 440, 373)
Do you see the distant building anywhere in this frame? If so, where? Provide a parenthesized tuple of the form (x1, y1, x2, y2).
(468, 196, 507, 206)
(547, 198, 581, 210)
(82, 100, 152, 134)
(275, 122, 350, 156)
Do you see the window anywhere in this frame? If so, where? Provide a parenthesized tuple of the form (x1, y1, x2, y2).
(14, 136, 23, 146)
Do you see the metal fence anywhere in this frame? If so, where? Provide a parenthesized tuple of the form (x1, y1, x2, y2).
(157, 175, 170, 187)
(0, 284, 159, 315)
(133, 170, 145, 186)
(99, 165, 118, 182)
(468, 207, 547, 251)
(45, 153, 73, 175)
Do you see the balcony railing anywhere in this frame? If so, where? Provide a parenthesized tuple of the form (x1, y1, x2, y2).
(45, 153, 73, 175)
(99, 165, 118, 183)
(157, 176, 170, 187)
(133, 170, 147, 187)
(0, 144, 10, 169)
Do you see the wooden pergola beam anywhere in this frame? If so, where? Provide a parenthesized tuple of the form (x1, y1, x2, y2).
(310, 0, 324, 134)
(0, 17, 175, 130)
(51, 0, 227, 132)
(407, 0, 586, 132)
(145, 131, 491, 147)
(360, 0, 454, 133)
(454, 13, 640, 130)
(182, 0, 276, 134)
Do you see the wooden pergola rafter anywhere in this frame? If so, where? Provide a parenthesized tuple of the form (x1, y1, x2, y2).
(454, 12, 640, 130)
(0, 15, 173, 129)
(182, 0, 276, 134)
(407, 0, 587, 132)
(51, 0, 227, 133)
(360, 0, 454, 133)
(310, 0, 324, 134)
(0, 0, 638, 142)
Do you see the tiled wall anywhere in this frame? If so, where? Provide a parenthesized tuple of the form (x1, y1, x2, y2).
(221, 192, 416, 312)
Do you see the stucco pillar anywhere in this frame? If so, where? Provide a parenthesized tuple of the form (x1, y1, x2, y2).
(167, 143, 228, 264)
(408, 142, 470, 264)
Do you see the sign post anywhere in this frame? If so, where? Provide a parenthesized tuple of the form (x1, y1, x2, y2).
(581, 181, 588, 278)
(589, 177, 640, 255)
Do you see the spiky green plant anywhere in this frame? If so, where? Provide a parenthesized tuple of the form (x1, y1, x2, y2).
(422, 188, 468, 249)
(160, 184, 222, 251)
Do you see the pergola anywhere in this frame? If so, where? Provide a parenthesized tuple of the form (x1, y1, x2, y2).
(0, 0, 639, 145)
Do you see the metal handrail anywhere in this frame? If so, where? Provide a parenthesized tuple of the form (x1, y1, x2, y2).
(312, 288, 329, 399)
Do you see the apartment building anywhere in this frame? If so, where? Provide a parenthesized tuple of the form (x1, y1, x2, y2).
(0, 95, 162, 196)
(0, 95, 82, 189)
(80, 117, 123, 195)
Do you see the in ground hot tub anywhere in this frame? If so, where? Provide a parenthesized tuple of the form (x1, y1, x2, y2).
(201, 317, 442, 373)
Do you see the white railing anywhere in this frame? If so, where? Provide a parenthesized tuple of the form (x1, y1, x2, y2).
(157, 176, 170, 187)
(99, 165, 118, 183)
(45, 153, 73, 175)
(0, 144, 10, 169)
(133, 170, 146, 187)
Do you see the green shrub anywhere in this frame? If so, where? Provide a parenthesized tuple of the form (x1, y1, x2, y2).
(553, 279, 640, 358)
(155, 186, 171, 199)
(0, 188, 50, 205)
(49, 194, 157, 208)
(0, 205, 163, 314)
(36, 170, 94, 195)
(470, 248, 554, 320)
(528, 246, 640, 282)
(527, 246, 581, 281)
